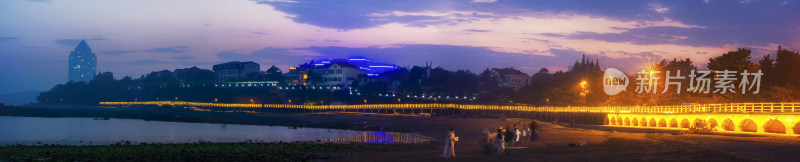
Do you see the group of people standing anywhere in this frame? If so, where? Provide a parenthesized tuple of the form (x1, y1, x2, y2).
(440, 121, 540, 158)
(490, 121, 539, 155)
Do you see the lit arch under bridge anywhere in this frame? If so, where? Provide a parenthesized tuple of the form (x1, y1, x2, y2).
(606, 103, 800, 136)
(100, 101, 800, 136)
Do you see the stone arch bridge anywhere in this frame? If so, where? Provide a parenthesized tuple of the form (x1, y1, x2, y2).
(607, 113, 800, 135)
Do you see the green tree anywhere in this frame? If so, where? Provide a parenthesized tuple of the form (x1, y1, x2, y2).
(265, 65, 285, 84)
(706, 48, 757, 101)
(707, 48, 756, 72)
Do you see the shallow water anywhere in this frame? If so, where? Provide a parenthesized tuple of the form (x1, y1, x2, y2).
(0, 116, 430, 145)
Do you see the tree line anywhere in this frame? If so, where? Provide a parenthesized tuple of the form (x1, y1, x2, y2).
(37, 46, 800, 106)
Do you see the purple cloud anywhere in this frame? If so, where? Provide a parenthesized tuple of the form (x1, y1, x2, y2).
(143, 46, 188, 53)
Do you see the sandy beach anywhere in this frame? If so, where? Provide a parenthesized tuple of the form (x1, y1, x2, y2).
(311, 113, 800, 161)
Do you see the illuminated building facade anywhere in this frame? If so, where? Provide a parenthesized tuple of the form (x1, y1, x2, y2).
(319, 62, 362, 86)
(212, 61, 260, 83)
(490, 68, 530, 91)
(288, 57, 400, 86)
(284, 68, 307, 86)
(68, 39, 97, 83)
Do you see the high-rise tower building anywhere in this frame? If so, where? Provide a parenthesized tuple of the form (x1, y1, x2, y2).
(68, 39, 97, 82)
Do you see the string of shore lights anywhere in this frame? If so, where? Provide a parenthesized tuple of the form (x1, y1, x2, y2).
(177, 83, 479, 100)
(99, 101, 800, 114)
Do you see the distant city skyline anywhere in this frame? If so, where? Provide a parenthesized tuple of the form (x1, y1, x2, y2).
(0, 0, 798, 94)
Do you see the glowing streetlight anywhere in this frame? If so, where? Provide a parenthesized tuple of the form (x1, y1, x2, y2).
(546, 98, 550, 106)
(579, 80, 589, 97)
(579, 80, 588, 89)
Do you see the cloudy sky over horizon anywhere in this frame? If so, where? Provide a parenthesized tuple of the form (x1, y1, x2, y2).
(0, 0, 798, 94)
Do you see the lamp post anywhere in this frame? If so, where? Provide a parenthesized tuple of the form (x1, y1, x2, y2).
(579, 80, 588, 91)
(579, 80, 588, 105)
(546, 98, 550, 107)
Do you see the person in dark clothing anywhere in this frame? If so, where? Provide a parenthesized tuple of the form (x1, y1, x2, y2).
(505, 126, 515, 144)
(496, 127, 505, 155)
(504, 126, 515, 154)
(530, 121, 539, 142)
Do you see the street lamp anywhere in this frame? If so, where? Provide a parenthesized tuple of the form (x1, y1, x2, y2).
(579, 80, 589, 97)
(579, 80, 588, 89)
(546, 98, 550, 106)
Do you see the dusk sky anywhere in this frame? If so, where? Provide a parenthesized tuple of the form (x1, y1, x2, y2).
(0, 0, 798, 94)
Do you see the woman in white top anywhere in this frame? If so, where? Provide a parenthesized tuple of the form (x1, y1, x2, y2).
(441, 129, 456, 157)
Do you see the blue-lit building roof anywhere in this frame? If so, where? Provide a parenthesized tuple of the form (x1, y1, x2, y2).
(298, 57, 399, 77)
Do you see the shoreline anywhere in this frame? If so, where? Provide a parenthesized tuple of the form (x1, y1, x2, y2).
(2, 104, 383, 131)
(0, 104, 518, 161)
(0, 104, 520, 145)
(5, 104, 800, 161)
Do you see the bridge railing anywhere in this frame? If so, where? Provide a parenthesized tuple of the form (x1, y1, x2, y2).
(98, 101, 800, 114)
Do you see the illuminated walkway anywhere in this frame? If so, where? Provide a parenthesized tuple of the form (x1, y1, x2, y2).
(100, 101, 800, 136)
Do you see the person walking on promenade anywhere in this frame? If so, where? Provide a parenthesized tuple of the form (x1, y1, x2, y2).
(441, 129, 457, 157)
(530, 121, 539, 143)
(481, 127, 494, 154)
(506, 125, 516, 149)
(496, 127, 505, 155)
(482, 127, 490, 142)
(524, 126, 532, 144)
(514, 125, 521, 144)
